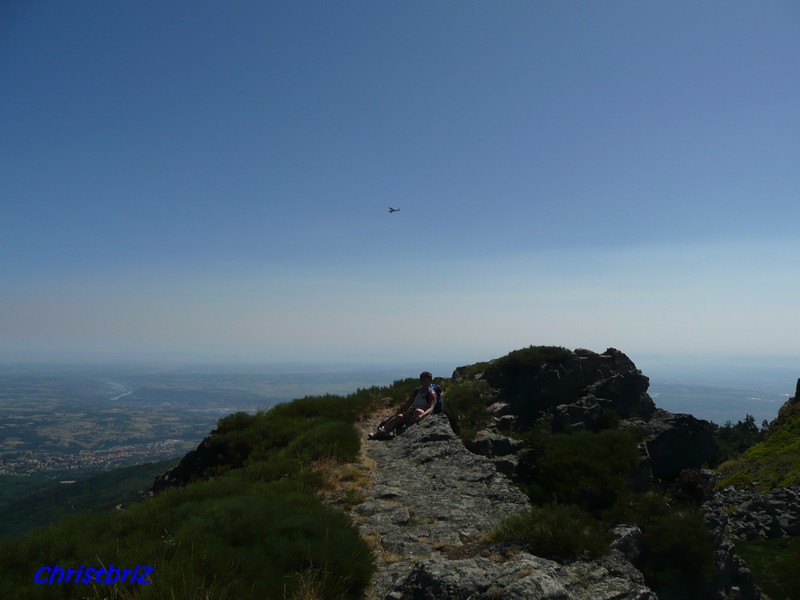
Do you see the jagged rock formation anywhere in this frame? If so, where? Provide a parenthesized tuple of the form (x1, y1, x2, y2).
(151, 433, 217, 492)
(356, 415, 657, 599)
(462, 348, 719, 485)
(456, 348, 657, 431)
(622, 409, 719, 481)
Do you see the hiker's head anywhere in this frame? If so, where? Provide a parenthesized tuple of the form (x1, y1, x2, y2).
(419, 371, 432, 383)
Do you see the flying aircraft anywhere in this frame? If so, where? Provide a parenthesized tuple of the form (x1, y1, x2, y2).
(388, 207, 400, 213)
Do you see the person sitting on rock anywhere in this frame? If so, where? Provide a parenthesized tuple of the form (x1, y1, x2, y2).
(369, 371, 438, 440)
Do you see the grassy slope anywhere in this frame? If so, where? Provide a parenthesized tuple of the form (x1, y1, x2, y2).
(716, 401, 800, 491)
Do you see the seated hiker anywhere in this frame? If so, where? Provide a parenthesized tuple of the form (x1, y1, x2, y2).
(369, 371, 438, 440)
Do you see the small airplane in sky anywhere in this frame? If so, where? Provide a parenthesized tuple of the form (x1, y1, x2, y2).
(388, 207, 400, 213)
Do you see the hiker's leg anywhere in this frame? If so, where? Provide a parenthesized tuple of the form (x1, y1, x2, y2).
(381, 413, 404, 433)
(404, 408, 426, 424)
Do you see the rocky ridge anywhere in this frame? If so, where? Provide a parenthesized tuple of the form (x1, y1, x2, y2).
(354, 415, 657, 599)
(455, 348, 719, 486)
(352, 348, 775, 599)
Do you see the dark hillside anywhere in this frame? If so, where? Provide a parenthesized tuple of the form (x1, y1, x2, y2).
(0, 459, 178, 540)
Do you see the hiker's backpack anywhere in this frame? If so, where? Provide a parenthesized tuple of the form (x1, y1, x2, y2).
(430, 383, 444, 414)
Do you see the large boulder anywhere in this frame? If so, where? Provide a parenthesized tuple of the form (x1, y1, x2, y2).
(621, 409, 720, 481)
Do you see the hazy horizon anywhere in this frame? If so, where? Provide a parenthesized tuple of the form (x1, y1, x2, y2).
(1, 347, 796, 422)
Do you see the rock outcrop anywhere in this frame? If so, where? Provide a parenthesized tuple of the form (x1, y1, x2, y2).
(621, 409, 720, 481)
(356, 415, 657, 599)
(700, 484, 800, 600)
(391, 550, 657, 600)
(355, 415, 529, 597)
(463, 348, 720, 485)
(151, 432, 217, 492)
(705, 485, 800, 540)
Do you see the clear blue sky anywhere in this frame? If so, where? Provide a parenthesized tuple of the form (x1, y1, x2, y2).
(2, 1, 799, 371)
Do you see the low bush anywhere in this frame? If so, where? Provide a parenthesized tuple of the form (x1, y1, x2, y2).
(734, 537, 800, 600)
(516, 428, 639, 515)
(637, 508, 714, 600)
(491, 503, 610, 561)
(442, 379, 492, 442)
(0, 477, 374, 599)
(603, 491, 715, 600)
(485, 346, 575, 382)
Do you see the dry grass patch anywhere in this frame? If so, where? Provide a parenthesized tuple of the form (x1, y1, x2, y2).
(310, 457, 372, 509)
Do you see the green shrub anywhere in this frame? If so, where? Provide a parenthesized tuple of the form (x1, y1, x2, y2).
(605, 491, 715, 600)
(637, 508, 714, 600)
(670, 468, 715, 505)
(0, 476, 374, 599)
(734, 537, 800, 600)
(491, 504, 610, 561)
(602, 490, 671, 527)
(487, 346, 575, 378)
(281, 419, 360, 464)
(517, 429, 639, 514)
(442, 380, 492, 442)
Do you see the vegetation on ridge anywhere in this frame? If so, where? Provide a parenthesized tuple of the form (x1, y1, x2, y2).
(0, 381, 415, 599)
(716, 405, 800, 491)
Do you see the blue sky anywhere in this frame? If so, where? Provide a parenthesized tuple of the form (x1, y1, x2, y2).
(2, 1, 799, 372)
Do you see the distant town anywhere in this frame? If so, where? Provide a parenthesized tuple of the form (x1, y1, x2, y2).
(0, 440, 195, 477)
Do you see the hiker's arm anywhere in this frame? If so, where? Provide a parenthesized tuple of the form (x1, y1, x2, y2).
(397, 391, 414, 415)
